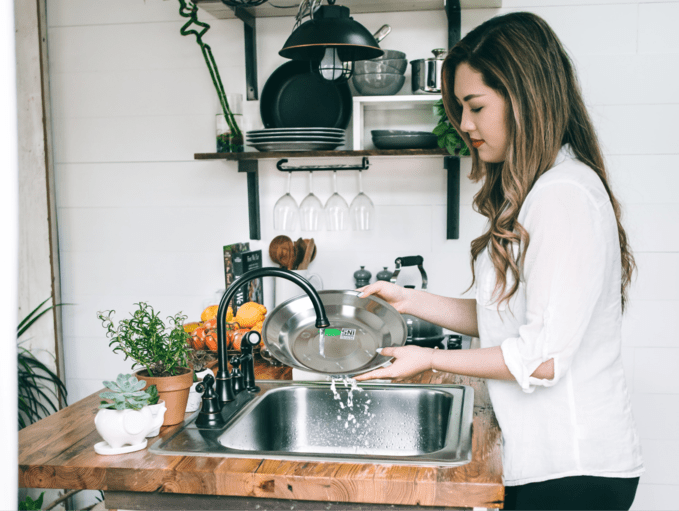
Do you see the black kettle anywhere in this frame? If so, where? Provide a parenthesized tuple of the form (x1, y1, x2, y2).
(391, 256, 445, 347)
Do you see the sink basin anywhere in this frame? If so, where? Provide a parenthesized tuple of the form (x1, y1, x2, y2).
(150, 380, 473, 467)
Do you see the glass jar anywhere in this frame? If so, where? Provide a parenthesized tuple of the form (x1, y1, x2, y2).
(216, 93, 244, 153)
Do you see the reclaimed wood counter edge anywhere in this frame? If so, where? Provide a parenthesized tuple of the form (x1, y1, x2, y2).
(19, 361, 503, 508)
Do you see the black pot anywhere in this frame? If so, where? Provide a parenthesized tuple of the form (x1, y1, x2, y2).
(406, 334, 463, 349)
(403, 313, 444, 347)
(405, 335, 446, 348)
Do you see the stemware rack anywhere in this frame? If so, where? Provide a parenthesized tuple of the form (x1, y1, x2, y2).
(276, 157, 370, 172)
(195, 151, 460, 242)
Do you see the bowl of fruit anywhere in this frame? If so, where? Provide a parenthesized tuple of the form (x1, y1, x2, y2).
(184, 302, 267, 357)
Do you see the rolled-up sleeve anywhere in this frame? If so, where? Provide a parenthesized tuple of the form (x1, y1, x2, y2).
(501, 182, 608, 392)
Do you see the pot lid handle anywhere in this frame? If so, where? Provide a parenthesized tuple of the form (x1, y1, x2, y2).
(432, 48, 447, 59)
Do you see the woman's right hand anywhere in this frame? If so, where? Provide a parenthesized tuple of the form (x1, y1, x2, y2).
(357, 281, 412, 314)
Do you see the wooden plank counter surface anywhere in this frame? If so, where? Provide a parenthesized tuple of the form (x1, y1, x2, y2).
(19, 359, 504, 509)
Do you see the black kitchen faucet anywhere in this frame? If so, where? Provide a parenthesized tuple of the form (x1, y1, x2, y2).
(195, 268, 330, 428)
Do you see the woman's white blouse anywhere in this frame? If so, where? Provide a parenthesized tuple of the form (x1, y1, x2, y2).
(476, 145, 645, 486)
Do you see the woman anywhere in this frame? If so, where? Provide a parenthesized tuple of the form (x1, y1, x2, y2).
(355, 12, 644, 511)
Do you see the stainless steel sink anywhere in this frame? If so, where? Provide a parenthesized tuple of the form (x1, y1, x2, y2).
(150, 380, 474, 467)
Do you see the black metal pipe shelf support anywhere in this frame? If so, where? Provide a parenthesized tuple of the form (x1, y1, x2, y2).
(227, 4, 258, 100)
(444, 0, 461, 240)
(445, 156, 460, 240)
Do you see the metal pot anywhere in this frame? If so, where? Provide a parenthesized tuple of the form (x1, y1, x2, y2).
(390, 256, 445, 347)
(410, 48, 446, 94)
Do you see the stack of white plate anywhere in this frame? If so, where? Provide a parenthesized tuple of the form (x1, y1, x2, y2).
(246, 128, 345, 152)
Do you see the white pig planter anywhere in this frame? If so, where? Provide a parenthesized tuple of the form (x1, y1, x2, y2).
(94, 373, 163, 455)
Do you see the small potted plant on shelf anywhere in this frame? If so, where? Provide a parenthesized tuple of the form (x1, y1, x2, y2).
(98, 302, 194, 426)
(432, 99, 471, 156)
(94, 373, 166, 455)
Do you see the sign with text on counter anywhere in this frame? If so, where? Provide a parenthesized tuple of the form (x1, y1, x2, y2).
(223, 242, 263, 314)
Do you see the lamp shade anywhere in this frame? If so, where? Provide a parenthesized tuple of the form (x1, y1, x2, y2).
(279, 5, 384, 62)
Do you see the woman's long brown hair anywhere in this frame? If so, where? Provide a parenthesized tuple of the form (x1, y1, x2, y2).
(441, 12, 635, 311)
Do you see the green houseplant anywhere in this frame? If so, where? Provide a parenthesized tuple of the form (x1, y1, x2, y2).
(177, 0, 243, 152)
(432, 99, 471, 157)
(97, 303, 194, 426)
(99, 373, 158, 410)
(18, 297, 68, 430)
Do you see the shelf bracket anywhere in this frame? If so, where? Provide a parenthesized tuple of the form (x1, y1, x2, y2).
(445, 156, 460, 240)
(276, 157, 370, 172)
(445, 0, 461, 48)
(444, 0, 461, 240)
(238, 159, 261, 240)
(228, 5, 258, 100)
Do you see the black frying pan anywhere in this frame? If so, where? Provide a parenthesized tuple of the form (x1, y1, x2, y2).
(260, 60, 352, 129)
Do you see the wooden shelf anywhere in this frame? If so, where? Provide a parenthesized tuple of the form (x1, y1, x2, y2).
(192, 2, 479, 241)
(195, 148, 448, 161)
(196, 0, 502, 20)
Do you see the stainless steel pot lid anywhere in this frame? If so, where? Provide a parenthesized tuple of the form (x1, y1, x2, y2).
(262, 290, 407, 377)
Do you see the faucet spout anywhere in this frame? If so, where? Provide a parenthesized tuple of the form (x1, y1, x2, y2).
(215, 267, 329, 404)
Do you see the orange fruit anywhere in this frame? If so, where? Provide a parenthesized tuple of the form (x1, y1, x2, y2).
(183, 322, 202, 334)
(251, 320, 264, 334)
(191, 334, 206, 350)
(203, 318, 217, 330)
(204, 331, 218, 351)
(201, 305, 219, 322)
(231, 329, 250, 351)
(200, 305, 233, 322)
(234, 302, 267, 328)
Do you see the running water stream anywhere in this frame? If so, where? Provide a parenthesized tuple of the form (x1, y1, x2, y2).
(330, 376, 375, 448)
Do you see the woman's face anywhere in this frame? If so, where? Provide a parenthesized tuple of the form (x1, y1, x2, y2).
(453, 62, 509, 163)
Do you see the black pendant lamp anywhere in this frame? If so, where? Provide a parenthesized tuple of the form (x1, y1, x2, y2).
(279, 0, 384, 83)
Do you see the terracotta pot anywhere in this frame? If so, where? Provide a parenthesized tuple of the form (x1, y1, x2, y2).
(134, 367, 193, 426)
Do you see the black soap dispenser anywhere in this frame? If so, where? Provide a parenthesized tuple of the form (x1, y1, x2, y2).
(354, 266, 372, 288)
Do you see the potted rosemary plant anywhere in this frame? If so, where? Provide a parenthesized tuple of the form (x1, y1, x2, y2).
(98, 303, 194, 426)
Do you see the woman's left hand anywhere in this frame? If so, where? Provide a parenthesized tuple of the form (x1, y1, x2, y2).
(354, 346, 436, 382)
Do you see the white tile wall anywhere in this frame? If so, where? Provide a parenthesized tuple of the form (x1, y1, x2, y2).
(638, 3, 679, 53)
(45, 0, 679, 508)
(635, 348, 679, 394)
(622, 301, 679, 348)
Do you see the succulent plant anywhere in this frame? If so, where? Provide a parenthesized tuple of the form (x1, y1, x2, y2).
(145, 383, 159, 406)
(99, 373, 157, 410)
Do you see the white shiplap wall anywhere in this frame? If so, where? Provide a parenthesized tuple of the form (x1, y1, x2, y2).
(45, 0, 679, 508)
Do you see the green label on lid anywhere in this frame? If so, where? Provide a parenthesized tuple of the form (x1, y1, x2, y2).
(324, 328, 341, 336)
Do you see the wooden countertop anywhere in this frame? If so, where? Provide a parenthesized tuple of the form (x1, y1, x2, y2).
(19, 360, 503, 509)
